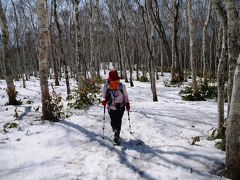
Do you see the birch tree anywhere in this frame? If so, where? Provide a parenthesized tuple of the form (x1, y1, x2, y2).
(146, 0, 158, 102)
(53, 0, 70, 95)
(202, 0, 212, 83)
(187, 0, 197, 94)
(0, 0, 19, 105)
(38, 0, 56, 121)
(171, 0, 183, 83)
(89, 0, 99, 78)
(224, 0, 240, 179)
(226, 53, 240, 180)
(224, 0, 240, 116)
(73, 0, 85, 90)
(213, 0, 228, 138)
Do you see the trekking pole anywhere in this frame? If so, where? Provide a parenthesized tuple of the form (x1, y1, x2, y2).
(102, 106, 106, 139)
(128, 110, 133, 134)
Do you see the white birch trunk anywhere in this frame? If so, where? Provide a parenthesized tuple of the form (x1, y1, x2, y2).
(89, 0, 99, 78)
(0, 1, 18, 105)
(224, 0, 240, 116)
(146, 0, 158, 102)
(202, 0, 212, 83)
(213, 0, 228, 138)
(187, 0, 197, 94)
(226, 53, 240, 180)
(38, 0, 56, 121)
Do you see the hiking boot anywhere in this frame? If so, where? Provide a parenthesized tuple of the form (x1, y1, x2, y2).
(114, 130, 120, 138)
(113, 130, 120, 145)
(113, 136, 119, 144)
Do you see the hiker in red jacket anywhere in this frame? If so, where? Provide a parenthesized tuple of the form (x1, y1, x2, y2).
(101, 69, 130, 145)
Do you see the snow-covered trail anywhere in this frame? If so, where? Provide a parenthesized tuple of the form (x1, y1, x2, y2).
(0, 76, 227, 180)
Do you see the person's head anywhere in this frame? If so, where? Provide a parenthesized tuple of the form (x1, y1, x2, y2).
(108, 69, 120, 89)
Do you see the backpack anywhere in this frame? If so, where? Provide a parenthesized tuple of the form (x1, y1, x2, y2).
(104, 80, 124, 106)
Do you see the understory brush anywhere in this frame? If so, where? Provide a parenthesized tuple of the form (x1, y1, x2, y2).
(67, 78, 102, 110)
(179, 80, 226, 101)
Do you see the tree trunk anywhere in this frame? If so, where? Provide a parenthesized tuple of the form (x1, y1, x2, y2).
(73, 0, 85, 90)
(187, 0, 197, 94)
(11, 0, 26, 88)
(53, 0, 70, 94)
(202, 0, 212, 83)
(209, 30, 215, 80)
(123, 30, 133, 86)
(215, 26, 223, 78)
(0, 1, 18, 105)
(89, 0, 99, 78)
(37, 0, 57, 121)
(49, 3, 59, 86)
(171, 0, 182, 83)
(217, 26, 227, 138)
(183, 38, 188, 81)
(213, 0, 228, 138)
(226, 53, 240, 180)
(160, 41, 164, 76)
(152, 0, 172, 65)
(115, 34, 124, 78)
(119, 34, 129, 83)
(224, 0, 239, 117)
(146, 0, 158, 102)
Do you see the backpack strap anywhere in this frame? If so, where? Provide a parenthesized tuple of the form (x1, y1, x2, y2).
(118, 82, 123, 94)
(105, 81, 124, 106)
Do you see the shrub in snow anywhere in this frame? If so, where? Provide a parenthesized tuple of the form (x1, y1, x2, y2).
(3, 122, 18, 132)
(216, 136, 226, 151)
(67, 78, 102, 110)
(51, 91, 65, 119)
(26, 100, 34, 104)
(191, 136, 200, 145)
(139, 75, 149, 82)
(163, 79, 181, 87)
(179, 80, 225, 101)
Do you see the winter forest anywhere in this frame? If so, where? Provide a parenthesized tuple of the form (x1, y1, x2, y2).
(0, 0, 240, 179)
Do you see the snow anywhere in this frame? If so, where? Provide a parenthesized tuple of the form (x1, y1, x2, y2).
(0, 73, 228, 180)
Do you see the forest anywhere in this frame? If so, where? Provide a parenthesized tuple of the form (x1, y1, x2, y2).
(0, 0, 240, 179)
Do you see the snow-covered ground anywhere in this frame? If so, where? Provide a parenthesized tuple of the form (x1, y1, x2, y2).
(0, 73, 228, 180)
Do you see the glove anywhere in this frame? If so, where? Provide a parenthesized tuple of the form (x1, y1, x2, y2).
(126, 102, 130, 111)
(102, 100, 107, 107)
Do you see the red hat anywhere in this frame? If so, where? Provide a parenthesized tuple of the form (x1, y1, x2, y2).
(108, 70, 120, 81)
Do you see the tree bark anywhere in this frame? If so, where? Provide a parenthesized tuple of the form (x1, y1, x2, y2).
(213, 0, 228, 138)
(53, 0, 70, 95)
(49, 2, 59, 86)
(217, 26, 227, 138)
(171, 0, 182, 83)
(73, 0, 85, 90)
(224, 0, 239, 117)
(152, 0, 172, 65)
(0, 0, 18, 105)
(226, 53, 240, 180)
(38, 0, 57, 121)
(215, 25, 223, 78)
(146, 0, 158, 102)
(187, 0, 197, 94)
(160, 41, 164, 76)
(89, 0, 99, 78)
(202, 0, 212, 83)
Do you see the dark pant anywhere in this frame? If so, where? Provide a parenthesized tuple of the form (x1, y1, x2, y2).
(108, 108, 124, 133)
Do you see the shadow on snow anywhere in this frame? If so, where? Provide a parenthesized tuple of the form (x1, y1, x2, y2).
(58, 120, 223, 180)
